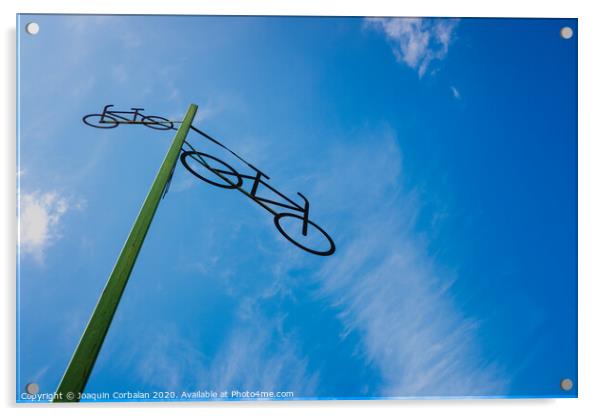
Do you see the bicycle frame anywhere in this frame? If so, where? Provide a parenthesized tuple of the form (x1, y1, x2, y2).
(181, 141, 312, 236)
(185, 125, 313, 227)
(99, 105, 147, 125)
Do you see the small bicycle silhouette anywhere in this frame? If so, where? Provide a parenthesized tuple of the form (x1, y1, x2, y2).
(82, 105, 336, 256)
(83, 105, 174, 130)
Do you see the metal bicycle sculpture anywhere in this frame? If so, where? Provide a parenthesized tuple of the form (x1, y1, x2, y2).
(83, 105, 336, 256)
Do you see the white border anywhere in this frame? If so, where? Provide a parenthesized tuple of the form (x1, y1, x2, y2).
(2, 1, 600, 415)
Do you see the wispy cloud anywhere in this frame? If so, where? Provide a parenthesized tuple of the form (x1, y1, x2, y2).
(128, 313, 318, 396)
(304, 127, 508, 396)
(366, 17, 459, 77)
(118, 262, 318, 395)
(206, 316, 319, 395)
(451, 85, 461, 99)
(19, 191, 84, 264)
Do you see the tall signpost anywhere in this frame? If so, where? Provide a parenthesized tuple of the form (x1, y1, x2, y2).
(54, 104, 198, 402)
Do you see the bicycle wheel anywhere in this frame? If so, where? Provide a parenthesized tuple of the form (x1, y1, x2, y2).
(273, 213, 336, 256)
(82, 113, 119, 129)
(141, 115, 173, 130)
(180, 151, 243, 189)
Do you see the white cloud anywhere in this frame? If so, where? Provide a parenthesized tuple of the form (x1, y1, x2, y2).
(205, 316, 319, 395)
(129, 313, 318, 396)
(451, 85, 461, 99)
(19, 191, 82, 263)
(122, 264, 318, 395)
(304, 127, 508, 396)
(367, 17, 459, 77)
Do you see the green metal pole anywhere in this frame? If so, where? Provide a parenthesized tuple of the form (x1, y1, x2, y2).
(53, 104, 198, 402)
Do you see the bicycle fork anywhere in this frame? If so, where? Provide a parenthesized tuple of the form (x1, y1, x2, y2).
(297, 192, 310, 236)
(99, 104, 115, 124)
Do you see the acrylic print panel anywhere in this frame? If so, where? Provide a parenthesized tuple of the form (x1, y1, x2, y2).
(16, 14, 577, 402)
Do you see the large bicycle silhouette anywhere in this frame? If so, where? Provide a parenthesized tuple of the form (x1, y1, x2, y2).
(83, 105, 336, 256)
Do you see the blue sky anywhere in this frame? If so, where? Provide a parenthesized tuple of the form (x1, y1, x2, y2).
(17, 15, 577, 400)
